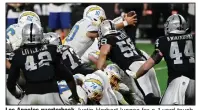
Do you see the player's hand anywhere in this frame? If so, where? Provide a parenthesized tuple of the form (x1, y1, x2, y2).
(123, 14, 137, 26)
(125, 70, 137, 79)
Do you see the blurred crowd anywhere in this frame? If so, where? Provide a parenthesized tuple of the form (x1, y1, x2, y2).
(6, 3, 195, 42)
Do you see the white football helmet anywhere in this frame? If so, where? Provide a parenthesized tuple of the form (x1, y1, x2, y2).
(83, 5, 106, 26)
(18, 11, 41, 28)
(104, 64, 122, 90)
(82, 78, 103, 101)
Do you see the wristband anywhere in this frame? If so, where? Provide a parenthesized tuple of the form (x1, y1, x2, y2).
(123, 21, 128, 27)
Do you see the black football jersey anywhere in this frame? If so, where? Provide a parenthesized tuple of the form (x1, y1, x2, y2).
(7, 44, 74, 94)
(57, 45, 83, 73)
(155, 33, 195, 81)
(98, 31, 144, 71)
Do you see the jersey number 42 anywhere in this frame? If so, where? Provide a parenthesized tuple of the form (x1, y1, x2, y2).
(25, 51, 52, 71)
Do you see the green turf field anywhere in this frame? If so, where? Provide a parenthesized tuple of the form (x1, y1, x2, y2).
(136, 43, 168, 95)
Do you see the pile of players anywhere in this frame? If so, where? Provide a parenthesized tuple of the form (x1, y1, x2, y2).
(6, 5, 195, 105)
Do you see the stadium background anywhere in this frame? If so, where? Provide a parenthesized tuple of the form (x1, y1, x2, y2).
(6, 3, 195, 95)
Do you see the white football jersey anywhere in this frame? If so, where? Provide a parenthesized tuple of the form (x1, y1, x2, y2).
(6, 24, 23, 51)
(64, 18, 98, 57)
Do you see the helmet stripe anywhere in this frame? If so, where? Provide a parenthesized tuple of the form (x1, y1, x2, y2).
(178, 15, 182, 29)
(109, 21, 113, 29)
(30, 23, 33, 42)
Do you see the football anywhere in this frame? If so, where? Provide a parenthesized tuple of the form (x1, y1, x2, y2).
(127, 11, 136, 17)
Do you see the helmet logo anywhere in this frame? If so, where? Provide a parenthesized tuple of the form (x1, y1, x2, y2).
(85, 78, 102, 87)
(19, 11, 39, 20)
(86, 6, 101, 15)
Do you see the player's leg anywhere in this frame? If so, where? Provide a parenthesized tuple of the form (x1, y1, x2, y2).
(147, 67, 161, 97)
(121, 70, 144, 100)
(118, 83, 145, 105)
(6, 88, 20, 105)
(129, 61, 160, 104)
(42, 93, 64, 105)
(185, 79, 195, 105)
(160, 76, 190, 105)
(18, 94, 37, 105)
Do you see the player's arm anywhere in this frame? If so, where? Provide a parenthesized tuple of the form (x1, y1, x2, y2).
(60, 46, 95, 75)
(57, 46, 80, 101)
(86, 31, 98, 39)
(97, 44, 111, 70)
(115, 14, 137, 30)
(7, 52, 22, 99)
(86, 23, 99, 39)
(88, 51, 100, 66)
(6, 59, 11, 69)
(134, 49, 163, 79)
(58, 59, 80, 102)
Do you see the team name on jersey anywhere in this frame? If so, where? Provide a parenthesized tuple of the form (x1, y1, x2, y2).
(167, 34, 193, 41)
(116, 32, 127, 40)
(22, 45, 48, 55)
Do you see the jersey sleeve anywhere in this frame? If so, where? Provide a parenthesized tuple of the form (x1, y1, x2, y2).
(87, 24, 99, 32)
(7, 50, 21, 95)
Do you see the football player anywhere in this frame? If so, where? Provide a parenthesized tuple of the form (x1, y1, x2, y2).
(41, 32, 95, 104)
(64, 5, 137, 63)
(6, 11, 41, 105)
(42, 32, 95, 75)
(104, 64, 146, 105)
(7, 23, 80, 105)
(82, 70, 119, 105)
(97, 20, 161, 105)
(131, 14, 195, 105)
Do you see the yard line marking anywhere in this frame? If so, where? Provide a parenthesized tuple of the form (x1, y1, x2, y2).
(155, 67, 167, 71)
